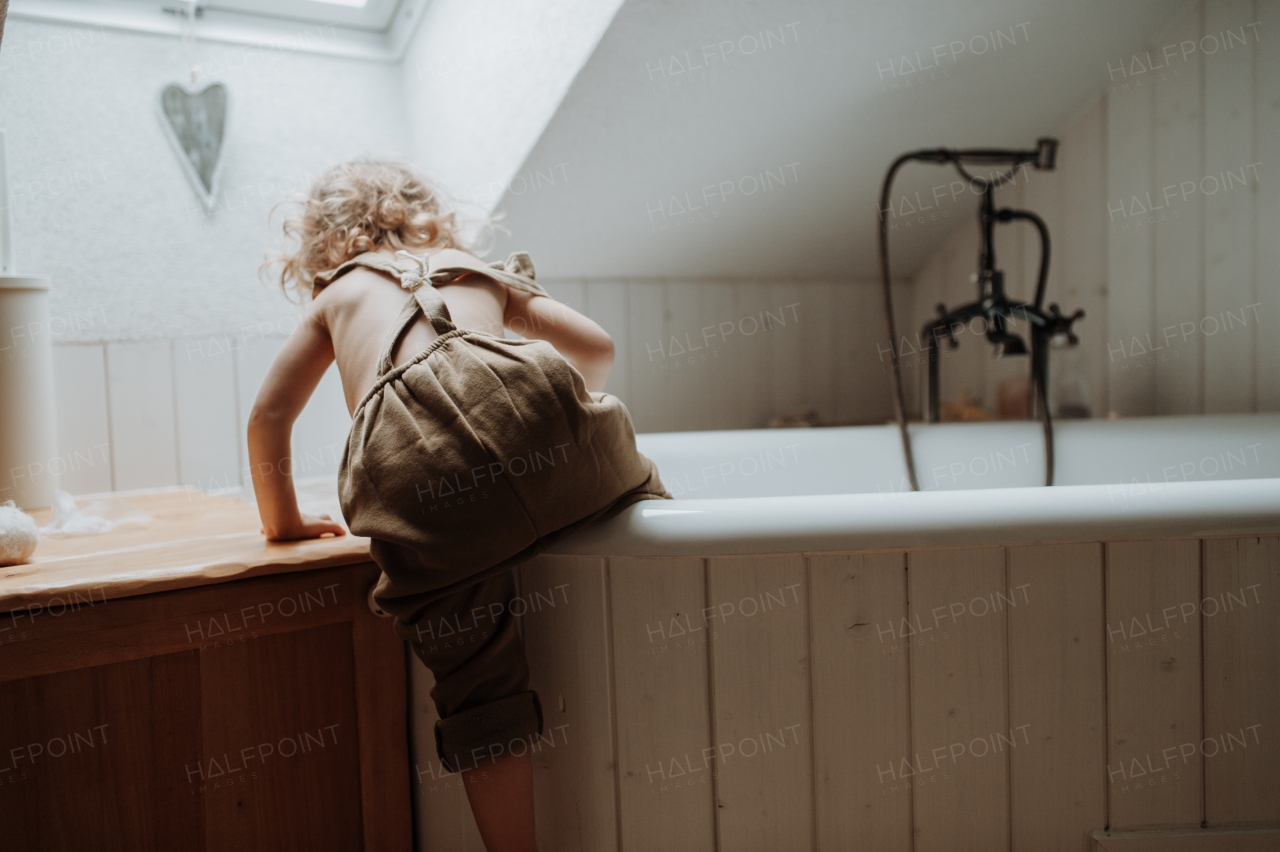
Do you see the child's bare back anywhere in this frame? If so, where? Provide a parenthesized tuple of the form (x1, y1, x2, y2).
(311, 247, 510, 415)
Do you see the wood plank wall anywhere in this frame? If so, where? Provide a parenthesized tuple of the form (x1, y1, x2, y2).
(406, 536, 1278, 851)
(42, 277, 890, 499)
(904, 0, 1278, 421)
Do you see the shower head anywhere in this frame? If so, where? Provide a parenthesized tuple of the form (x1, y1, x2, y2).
(1034, 138, 1058, 171)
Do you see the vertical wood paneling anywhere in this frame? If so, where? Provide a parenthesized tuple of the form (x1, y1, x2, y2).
(665, 280, 712, 431)
(1202, 0, 1257, 413)
(0, 654, 204, 850)
(1106, 82, 1157, 416)
(585, 280, 632, 408)
(1253, 2, 1279, 411)
(231, 333, 349, 488)
(770, 281, 807, 423)
(1104, 540, 1202, 830)
(809, 552, 911, 852)
(519, 554, 619, 852)
(88, 276, 906, 491)
(50, 344, 112, 495)
(1202, 536, 1280, 825)
(234, 336, 283, 493)
(1057, 96, 1109, 420)
(707, 554, 813, 852)
(907, 0, 1271, 419)
(1007, 543, 1107, 851)
(1090, 826, 1280, 851)
(173, 338, 241, 493)
(609, 556, 716, 851)
(350, 580, 413, 852)
(835, 280, 894, 425)
(288, 362, 351, 482)
(105, 340, 178, 491)
(626, 280, 669, 434)
(798, 282, 837, 425)
(701, 280, 741, 430)
(860, 278, 897, 425)
(410, 663, 488, 852)
(732, 281, 776, 430)
(200, 624, 363, 850)
(907, 547, 1010, 852)
(1153, 7, 1206, 415)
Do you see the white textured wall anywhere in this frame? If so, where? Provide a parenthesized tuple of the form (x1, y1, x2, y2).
(903, 0, 1278, 420)
(399, 0, 625, 214)
(0, 19, 410, 343)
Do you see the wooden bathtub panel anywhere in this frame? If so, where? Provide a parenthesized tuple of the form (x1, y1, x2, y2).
(707, 554, 814, 852)
(609, 556, 716, 851)
(908, 547, 1010, 852)
(809, 552, 911, 852)
(411, 664, 488, 852)
(200, 623, 364, 851)
(1202, 536, 1280, 825)
(1008, 543, 1107, 851)
(1091, 825, 1280, 851)
(0, 653, 204, 850)
(1105, 540, 1203, 830)
(520, 554, 619, 852)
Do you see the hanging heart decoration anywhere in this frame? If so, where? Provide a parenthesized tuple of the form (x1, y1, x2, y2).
(159, 82, 227, 213)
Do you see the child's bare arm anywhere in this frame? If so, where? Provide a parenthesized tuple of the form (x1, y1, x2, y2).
(247, 305, 346, 541)
(503, 290, 615, 392)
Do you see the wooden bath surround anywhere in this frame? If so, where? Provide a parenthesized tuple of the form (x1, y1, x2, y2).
(1, 490, 1277, 851)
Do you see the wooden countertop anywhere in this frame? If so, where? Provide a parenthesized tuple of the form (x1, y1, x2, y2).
(0, 490, 372, 610)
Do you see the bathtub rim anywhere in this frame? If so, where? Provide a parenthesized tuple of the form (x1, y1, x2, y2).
(546, 477, 1280, 558)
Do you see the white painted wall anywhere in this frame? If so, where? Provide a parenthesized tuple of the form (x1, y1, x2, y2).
(489, 0, 1190, 279)
(903, 0, 1277, 420)
(398, 0, 625, 215)
(0, 19, 411, 343)
(0, 17, 413, 499)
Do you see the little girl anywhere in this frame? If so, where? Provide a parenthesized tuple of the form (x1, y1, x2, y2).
(249, 161, 669, 852)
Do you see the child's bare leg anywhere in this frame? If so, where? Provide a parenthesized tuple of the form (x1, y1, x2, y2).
(463, 750, 538, 852)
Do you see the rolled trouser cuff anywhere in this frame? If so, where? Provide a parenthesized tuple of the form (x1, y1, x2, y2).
(434, 690, 543, 774)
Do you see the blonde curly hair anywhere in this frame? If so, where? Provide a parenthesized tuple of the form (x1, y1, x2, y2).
(266, 160, 471, 300)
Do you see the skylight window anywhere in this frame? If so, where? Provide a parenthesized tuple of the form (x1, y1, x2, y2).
(196, 0, 402, 31)
(9, 0, 430, 59)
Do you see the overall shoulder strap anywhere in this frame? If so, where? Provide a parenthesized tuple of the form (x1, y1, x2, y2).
(312, 251, 407, 290)
(427, 249, 550, 297)
(373, 251, 460, 377)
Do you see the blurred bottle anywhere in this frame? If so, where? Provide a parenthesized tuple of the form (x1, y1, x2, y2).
(1054, 362, 1091, 419)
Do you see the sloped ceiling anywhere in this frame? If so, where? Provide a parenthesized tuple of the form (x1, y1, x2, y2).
(400, 0, 628, 214)
(491, 0, 1193, 279)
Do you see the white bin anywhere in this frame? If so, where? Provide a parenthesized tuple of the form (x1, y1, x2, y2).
(0, 275, 57, 509)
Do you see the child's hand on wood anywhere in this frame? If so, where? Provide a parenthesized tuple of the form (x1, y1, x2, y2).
(262, 513, 347, 542)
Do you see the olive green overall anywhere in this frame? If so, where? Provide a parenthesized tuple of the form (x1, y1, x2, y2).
(315, 249, 669, 772)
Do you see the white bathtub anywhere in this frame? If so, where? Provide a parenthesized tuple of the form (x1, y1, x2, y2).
(548, 412, 1280, 556)
(417, 413, 1280, 852)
